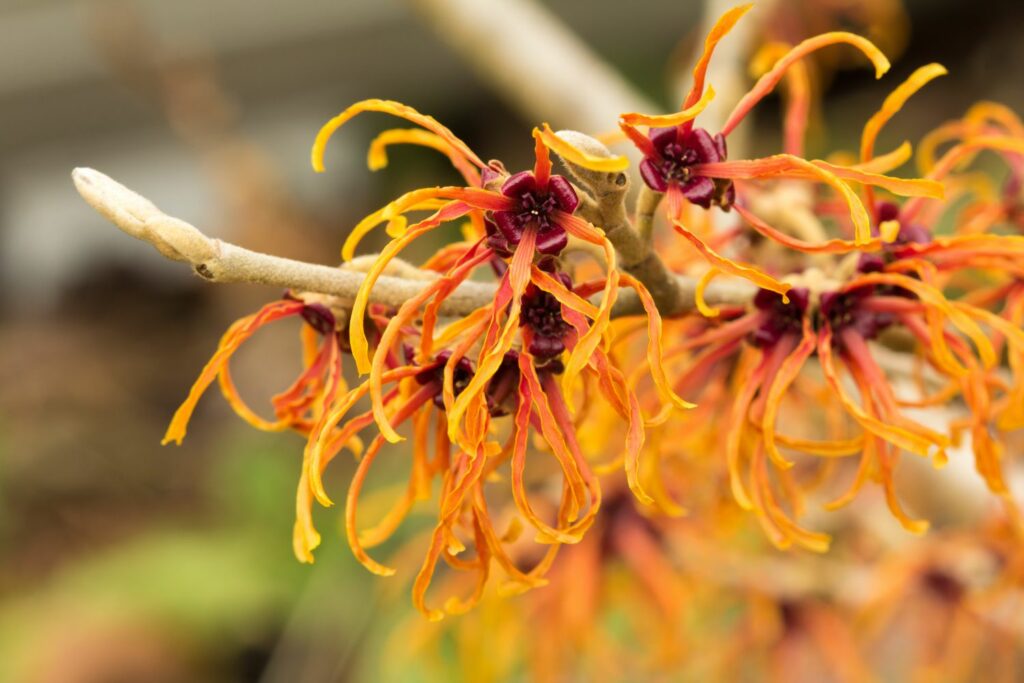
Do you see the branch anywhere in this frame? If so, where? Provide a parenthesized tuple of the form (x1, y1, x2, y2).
(555, 130, 708, 314)
(71, 168, 492, 316)
(72, 167, 755, 317)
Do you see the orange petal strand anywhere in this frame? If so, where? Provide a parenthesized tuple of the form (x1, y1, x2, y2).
(853, 141, 912, 174)
(367, 127, 481, 186)
(952, 301, 1024, 415)
(699, 155, 872, 243)
(762, 322, 816, 470)
(618, 119, 657, 157)
(514, 360, 586, 542)
(312, 98, 485, 173)
(848, 272, 996, 369)
(345, 384, 436, 576)
(813, 160, 944, 198)
(618, 271, 696, 411)
(861, 63, 947, 163)
(734, 203, 881, 254)
(683, 4, 754, 108)
(309, 387, 385, 506)
(344, 435, 397, 576)
(773, 433, 863, 457)
(343, 188, 447, 261)
(904, 135, 1024, 221)
(536, 123, 628, 172)
(965, 100, 1024, 136)
(349, 201, 474, 373)
(530, 266, 600, 319)
(722, 32, 890, 136)
(218, 359, 300, 432)
(293, 465, 321, 563)
(412, 519, 454, 621)
(420, 247, 493, 358)
(560, 232, 618, 410)
(447, 229, 536, 445)
(532, 128, 552, 187)
(673, 219, 791, 298)
(695, 268, 722, 317)
(620, 85, 715, 128)
(818, 328, 938, 458)
(293, 344, 346, 561)
(751, 41, 812, 156)
(369, 282, 451, 444)
(162, 301, 304, 445)
(726, 351, 766, 510)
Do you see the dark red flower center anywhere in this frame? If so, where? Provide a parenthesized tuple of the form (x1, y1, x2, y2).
(492, 171, 578, 256)
(750, 286, 900, 350)
(411, 349, 523, 416)
(638, 126, 735, 210)
(656, 141, 701, 183)
(858, 202, 933, 275)
(820, 288, 895, 343)
(486, 351, 521, 417)
(300, 302, 337, 336)
(414, 350, 474, 408)
(749, 288, 810, 348)
(521, 282, 573, 360)
(921, 568, 965, 603)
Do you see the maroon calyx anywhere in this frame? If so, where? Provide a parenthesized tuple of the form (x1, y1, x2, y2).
(520, 271, 574, 360)
(638, 126, 734, 210)
(820, 288, 895, 343)
(749, 287, 810, 348)
(409, 349, 523, 416)
(484, 218, 511, 258)
(414, 350, 475, 408)
(858, 202, 934, 274)
(301, 302, 337, 336)
(921, 568, 965, 604)
(492, 171, 578, 255)
(486, 351, 521, 417)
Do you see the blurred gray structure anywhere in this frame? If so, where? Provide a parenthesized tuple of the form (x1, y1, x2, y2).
(0, 0, 703, 313)
(2, 0, 1023, 313)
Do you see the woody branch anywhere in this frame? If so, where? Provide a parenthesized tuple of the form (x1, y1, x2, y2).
(72, 166, 755, 317)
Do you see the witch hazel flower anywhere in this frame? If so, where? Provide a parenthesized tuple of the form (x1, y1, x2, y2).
(70, 0, 1024, 641)
(519, 262, 574, 360)
(162, 294, 352, 447)
(614, 4, 950, 306)
(492, 171, 579, 255)
(282, 98, 693, 616)
(648, 248, 1024, 551)
(637, 125, 734, 211)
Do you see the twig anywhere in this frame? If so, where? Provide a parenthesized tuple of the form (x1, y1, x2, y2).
(72, 168, 492, 315)
(555, 130, 695, 313)
(635, 186, 664, 248)
(613, 272, 754, 318)
(72, 167, 756, 317)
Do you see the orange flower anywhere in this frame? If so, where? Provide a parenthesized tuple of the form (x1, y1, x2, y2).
(610, 6, 946, 314)
(162, 295, 351, 447)
(290, 98, 698, 615)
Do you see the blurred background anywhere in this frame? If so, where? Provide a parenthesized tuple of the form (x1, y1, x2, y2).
(1, 0, 1023, 680)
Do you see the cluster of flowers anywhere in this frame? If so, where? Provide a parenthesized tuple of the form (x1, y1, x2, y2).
(163, 4, 1024, 629)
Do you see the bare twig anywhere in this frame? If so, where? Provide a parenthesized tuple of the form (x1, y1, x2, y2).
(72, 168, 493, 316)
(555, 130, 696, 314)
(73, 167, 756, 317)
(635, 186, 664, 248)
